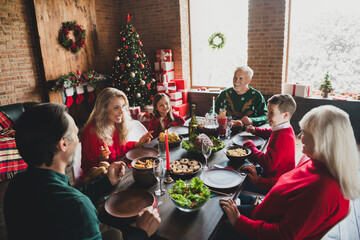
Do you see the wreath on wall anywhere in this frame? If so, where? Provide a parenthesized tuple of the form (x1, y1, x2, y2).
(208, 32, 225, 50)
(58, 21, 86, 54)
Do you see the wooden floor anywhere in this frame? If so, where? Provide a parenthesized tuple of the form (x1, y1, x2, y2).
(295, 140, 360, 240)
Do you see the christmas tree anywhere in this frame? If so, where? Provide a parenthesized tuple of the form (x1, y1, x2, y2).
(319, 72, 334, 96)
(110, 14, 157, 107)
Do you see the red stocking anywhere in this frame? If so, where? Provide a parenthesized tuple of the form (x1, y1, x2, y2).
(65, 88, 74, 107)
(75, 84, 85, 104)
(87, 85, 95, 103)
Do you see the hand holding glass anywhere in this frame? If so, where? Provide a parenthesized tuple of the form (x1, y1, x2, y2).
(202, 140, 212, 170)
(153, 158, 166, 196)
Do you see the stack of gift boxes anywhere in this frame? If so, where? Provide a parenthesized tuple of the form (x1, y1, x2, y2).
(284, 83, 312, 98)
(154, 49, 189, 118)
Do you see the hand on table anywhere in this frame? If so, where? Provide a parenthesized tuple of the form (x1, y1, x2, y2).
(241, 116, 253, 126)
(137, 206, 161, 237)
(99, 143, 111, 160)
(135, 131, 154, 148)
(219, 198, 240, 227)
(241, 164, 259, 185)
(107, 161, 126, 185)
(246, 125, 256, 134)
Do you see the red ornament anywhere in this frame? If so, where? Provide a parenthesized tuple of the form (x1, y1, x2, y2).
(120, 64, 125, 70)
(135, 54, 139, 58)
(147, 83, 151, 90)
(122, 37, 126, 41)
(125, 45, 128, 49)
(138, 41, 142, 46)
(144, 76, 147, 79)
(140, 64, 144, 69)
(150, 96, 154, 101)
(126, 14, 132, 23)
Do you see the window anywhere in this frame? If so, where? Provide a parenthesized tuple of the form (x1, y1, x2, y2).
(189, 0, 248, 88)
(287, 0, 360, 94)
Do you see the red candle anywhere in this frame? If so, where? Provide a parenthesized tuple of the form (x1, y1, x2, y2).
(164, 131, 170, 170)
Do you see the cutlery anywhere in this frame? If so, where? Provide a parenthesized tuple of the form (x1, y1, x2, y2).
(210, 189, 232, 197)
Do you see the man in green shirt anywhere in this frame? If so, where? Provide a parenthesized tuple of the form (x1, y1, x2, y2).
(215, 66, 268, 126)
(4, 103, 160, 240)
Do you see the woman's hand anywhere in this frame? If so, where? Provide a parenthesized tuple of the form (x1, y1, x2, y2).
(246, 125, 256, 134)
(135, 131, 154, 148)
(241, 116, 253, 126)
(136, 206, 161, 237)
(99, 143, 111, 161)
(107, 161, 126, 185)
(241, 164, 259, 185)
(219, 198, 240, 227)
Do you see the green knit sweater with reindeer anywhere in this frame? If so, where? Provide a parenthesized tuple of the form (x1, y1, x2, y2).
(214, 87, 268, 126)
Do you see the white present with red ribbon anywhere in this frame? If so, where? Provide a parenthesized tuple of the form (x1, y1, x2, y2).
(129, 106, 141, 120)
(138, 112, 151, 122)
(154, 62, 174, 72)
(157, 82, 176, 94)
(156, 49, 172, 62)
(171, 99, 183, 107)
(159, 69, 174, 83)
(145, 105, 154, 114)
(169, 92, 182, 101)
(284, 83, 311, 98)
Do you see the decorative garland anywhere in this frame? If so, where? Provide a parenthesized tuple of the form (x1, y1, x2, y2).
(52, 70, 104, 92)
(58, 21, 86, 54)
(208, 32, 225, 50)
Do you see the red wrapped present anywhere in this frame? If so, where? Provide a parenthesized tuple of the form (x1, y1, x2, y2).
(171, 79, 187, 90)
(172, 103, 189, 117)
(156, 49, 172, 62)
(129, 106, 141, 120)
(181, 91, 188, 103)
(157, 82, 176, 94)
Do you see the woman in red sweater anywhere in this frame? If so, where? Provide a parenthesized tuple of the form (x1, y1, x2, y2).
(219, 105, 360, 239)
(148, 93, 185, 138)
(81, 88, 153, 176)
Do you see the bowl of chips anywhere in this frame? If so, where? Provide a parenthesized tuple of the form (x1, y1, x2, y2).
(224, 145, 251, 163)
(159, 131, 182, 148)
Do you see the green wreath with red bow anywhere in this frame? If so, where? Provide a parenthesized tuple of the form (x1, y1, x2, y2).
(208, 32, 225, 50)
(58, 21, 86, 54)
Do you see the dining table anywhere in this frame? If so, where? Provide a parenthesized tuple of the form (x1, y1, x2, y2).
(98, 124, 269, 240)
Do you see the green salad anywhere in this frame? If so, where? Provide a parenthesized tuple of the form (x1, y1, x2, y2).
(182, 136, 225, 154)
(169, 177, 210, 209)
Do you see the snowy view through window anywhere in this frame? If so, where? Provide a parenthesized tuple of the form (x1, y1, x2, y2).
(288, 0, 360, 93)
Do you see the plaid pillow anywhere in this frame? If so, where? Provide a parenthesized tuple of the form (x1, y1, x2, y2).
(0, 111, 15, 130)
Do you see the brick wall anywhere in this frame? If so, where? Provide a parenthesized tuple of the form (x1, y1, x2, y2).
(247, 0, 288, 95)
(0, 0, 45, 105)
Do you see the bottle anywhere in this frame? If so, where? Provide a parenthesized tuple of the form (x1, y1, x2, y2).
(189, 104, 198, 142)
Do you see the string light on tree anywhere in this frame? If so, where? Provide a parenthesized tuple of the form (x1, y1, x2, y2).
(110, 14, 157, 107)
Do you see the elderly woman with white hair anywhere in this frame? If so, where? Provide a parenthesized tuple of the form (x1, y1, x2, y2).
(219, 105, 360, 239)
(214, 66, 268, 126)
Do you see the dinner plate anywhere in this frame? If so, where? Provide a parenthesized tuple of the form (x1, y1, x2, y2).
(125, 147, 159, 162)
(168, 126, 188, 136)
(199, 168, 244, 189)
(232, 134, 265, 147)
(105, 189, 155, 218)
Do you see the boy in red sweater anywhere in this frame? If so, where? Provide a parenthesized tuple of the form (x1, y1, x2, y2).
(242, 94, 297, 195)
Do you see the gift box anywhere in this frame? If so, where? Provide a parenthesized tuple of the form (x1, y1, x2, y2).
(284, 83, 311, 98)
(159, 70, 174, 83)
(157, 82, 176, 94)
(171, 99, 183, 107)
(169, 92, 182, 101)
(129, 106, 141, 120)
(181, 91, 188, 103)
(154, 62, 174, 72)
(172, 103, 189, 117)
(138, 112, 151, 129)
(156, 49, 172, 62)
(171, 79, 187, 90)
(145, 105, 154, 114)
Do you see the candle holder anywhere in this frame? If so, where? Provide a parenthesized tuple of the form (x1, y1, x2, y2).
(164, 169, 174, 184)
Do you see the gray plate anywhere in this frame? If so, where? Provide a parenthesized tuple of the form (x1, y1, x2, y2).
(199, 168, 244, 189)
(168, 126, 188, 136)
(232, 134, 265, 147)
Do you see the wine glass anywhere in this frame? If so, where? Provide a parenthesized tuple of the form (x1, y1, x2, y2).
(153, 158, 166, 196)
(202, 140, 212, 170)
(226, 116, 233, 139)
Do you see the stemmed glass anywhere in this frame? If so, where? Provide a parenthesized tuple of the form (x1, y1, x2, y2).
(153, 158, 166, 196)
(202, 140, 212, 170)
(226, 116, 233, 139)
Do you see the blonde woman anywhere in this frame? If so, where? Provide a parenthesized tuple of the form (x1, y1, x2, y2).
(219, 105, 360, 239)
(81, 88, 153, 176)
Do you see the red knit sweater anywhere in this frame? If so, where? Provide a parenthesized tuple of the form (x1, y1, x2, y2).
(244, 126, 295, 189)
(148, 112, 185, 138)
(235, 159, 349, 239)
(80, 121, 135, 176)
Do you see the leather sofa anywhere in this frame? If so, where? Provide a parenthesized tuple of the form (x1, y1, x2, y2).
(0, 102, 38, 125)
